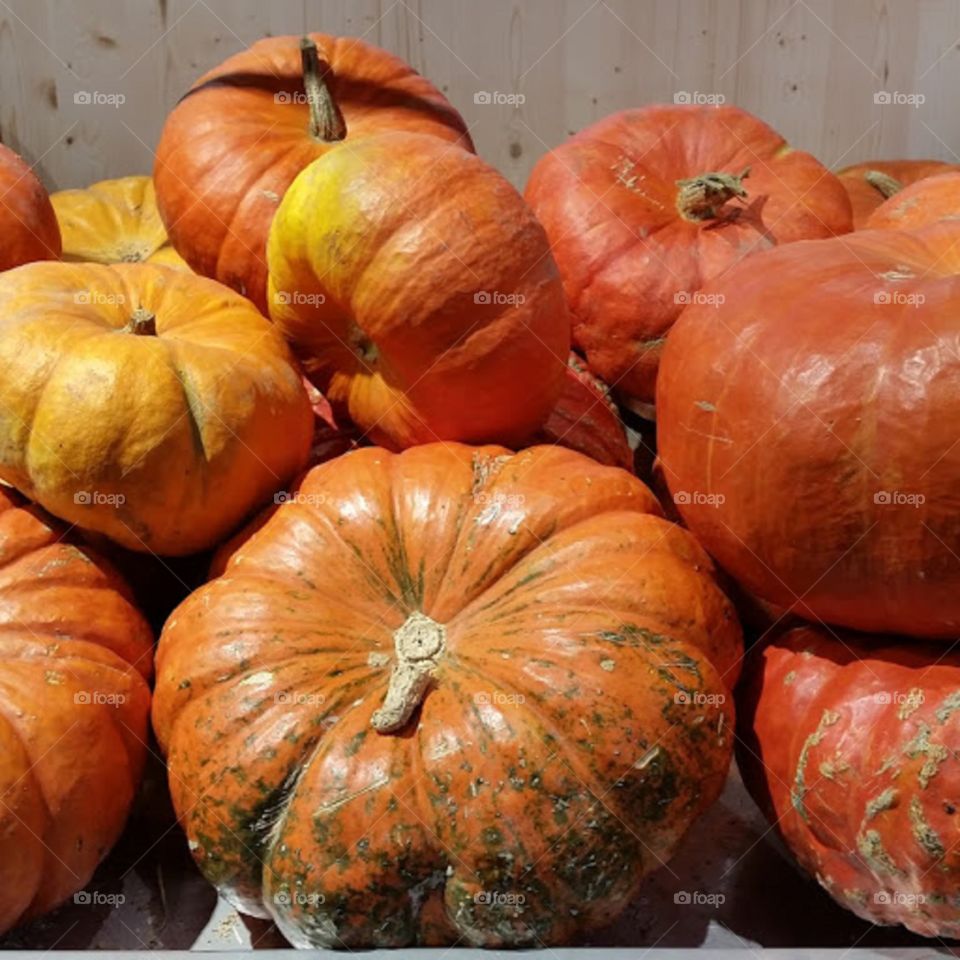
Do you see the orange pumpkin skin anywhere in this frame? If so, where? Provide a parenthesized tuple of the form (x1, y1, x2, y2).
(51, 175, 190, 269)
(524, 105, 852, 405)
(530, 354, 632, 470)
(0, 261, 312, 555)
(268, 134, 570, 449)
(657, 224, 960, 637)
(153, 444, 742, 948)
(739, 626, 960, 937)
(866, 171, 960, 231)
(0, 143, 61, 271)
(838, 159, 957, 228)
(0, 487, 152, 935)
(153, 33, 472, 313)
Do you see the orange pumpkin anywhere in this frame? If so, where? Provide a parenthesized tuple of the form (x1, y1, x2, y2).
(0, 142, 60, 271)
(0, 486, 152, 935)
(739, 626, 960, 937)
(154, 33, 472, 312)
(838, 159, 957, 228)
(0, 261, 312, 555)
(153, 443, 742, 948)
(267, 134, 570, 449)
(865, 171, 960, 231)
(525, 105, 852, 406)
(51, 175, 190, 269)
(657, 223, 960, 637)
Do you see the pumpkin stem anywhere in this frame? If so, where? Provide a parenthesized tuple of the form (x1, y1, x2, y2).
(300, 36, 347, 143)
(864, 169, 903, 199)
(123, 307, 157, 336)
(676, 167, 750, 221)
(371, 611, 445, 734)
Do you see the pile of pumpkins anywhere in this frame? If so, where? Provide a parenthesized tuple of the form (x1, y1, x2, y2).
(1, 30, 960, 949)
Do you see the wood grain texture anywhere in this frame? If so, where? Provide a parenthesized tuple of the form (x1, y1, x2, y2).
(0, 0, 958, 191)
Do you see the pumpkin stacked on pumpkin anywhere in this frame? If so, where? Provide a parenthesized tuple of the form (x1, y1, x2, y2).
(3, 21, 960, 949)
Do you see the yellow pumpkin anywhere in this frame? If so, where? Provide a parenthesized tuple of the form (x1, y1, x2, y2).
(0, 262, 312, 555)
(51, 176, 190, 270)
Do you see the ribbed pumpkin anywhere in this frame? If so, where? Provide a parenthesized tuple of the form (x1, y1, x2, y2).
(525, 105, 852, 406)
(866, 171, 960, 231)
(657, 222, 960, 637)
(0, 486, 152, 935)
(154, 33, 472, 313)
(739, 626, 960, 938)
(530, 354, 632, 470)
(838, 159, 957, 228)
(267, 134, 570, 449)
(0, 261, 312, 555)
(51, 175, 189, 269)
(153, 443, 742, 948)
(0, 142, 60, 271)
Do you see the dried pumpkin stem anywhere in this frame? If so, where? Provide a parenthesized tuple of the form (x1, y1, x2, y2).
(676, 167, 750, 221)
(122, 307, 157, 336)
(299, 36, 347, 143)
(371, 611, 445, 734)
(864, 169, 903, 199)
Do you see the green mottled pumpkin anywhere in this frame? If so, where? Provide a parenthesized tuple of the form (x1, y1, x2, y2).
(153, 443, 741, 948)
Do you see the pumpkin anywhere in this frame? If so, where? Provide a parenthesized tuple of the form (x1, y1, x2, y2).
(152, 443, 742, 948)
(529, 354, 632, 470)
(865, 171, 960, 231)
(738, 625, 960, 938)
(0, 261, 312, 555)
(154, 33, 472, 313)
(838, 159, 957, 228)
(524, 105, 852, 406)
(657, 222, 960, 637)
(301, 374, 362, 466)
(51, 175, 190, 269)
(0, 142, 61, 271)
(0, 486, 152, 935)
(267, 133, 570, 449)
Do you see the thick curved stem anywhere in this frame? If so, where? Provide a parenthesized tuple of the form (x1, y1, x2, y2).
(676, 167, 750, 221)
(864, 169, 903, 200)
(371, 612, 446, 734)
(300, 36, 347, 143)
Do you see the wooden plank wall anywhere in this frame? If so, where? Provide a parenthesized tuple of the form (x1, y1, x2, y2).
(0, 0, 957, 191)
